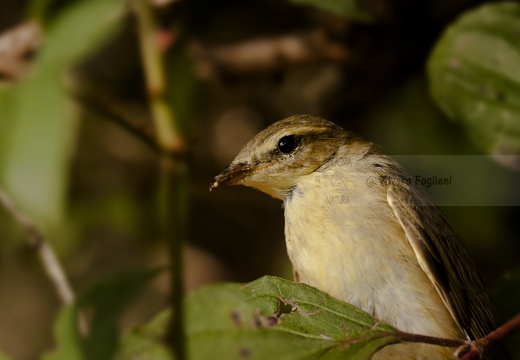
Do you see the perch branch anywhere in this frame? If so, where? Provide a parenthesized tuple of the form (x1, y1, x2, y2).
(379, 313, 520, 359)
(458, 313, 520, 360)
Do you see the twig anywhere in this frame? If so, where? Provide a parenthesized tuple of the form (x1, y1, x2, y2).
(0, 186, 74, 304)
(149, 0, 180, 8)
(458, 313, 520, 360)
(379, 314, 520, 359)
(72, 92, 162, 154)
(477, 313, 520, 348)
(133, 1, 187, 359)
(394, 330, 467, 348)
(189, 29, 349, 79)
(133, 0, 184, 153)
(158, 153, 187, 359)
(0, 186, 91, 335)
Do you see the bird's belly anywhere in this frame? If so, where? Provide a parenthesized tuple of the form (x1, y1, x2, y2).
(284, 192, 461, 358)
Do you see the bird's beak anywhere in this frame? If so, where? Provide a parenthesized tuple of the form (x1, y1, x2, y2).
(209, 163, 252, 191)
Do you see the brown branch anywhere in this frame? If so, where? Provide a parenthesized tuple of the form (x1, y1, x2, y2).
(149, 0, 180, 8)
(477, 313, 520, 348)
(189, 29, 349, 79)
(394, 331, 467, 348)
(457, 313, 520, 360)
(0, 186, 74, 305)
(377, 313, 520, 359)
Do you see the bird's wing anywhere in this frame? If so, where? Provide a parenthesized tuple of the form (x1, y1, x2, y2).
(387, 184, 496, 341)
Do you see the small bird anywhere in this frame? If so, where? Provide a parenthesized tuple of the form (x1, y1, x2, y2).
(210, 115, 502, 359)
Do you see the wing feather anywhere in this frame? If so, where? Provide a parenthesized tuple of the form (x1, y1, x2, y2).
(387, 184, 496, 341)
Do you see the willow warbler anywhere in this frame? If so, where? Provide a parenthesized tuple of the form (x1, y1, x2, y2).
(210, 115, 502, 359)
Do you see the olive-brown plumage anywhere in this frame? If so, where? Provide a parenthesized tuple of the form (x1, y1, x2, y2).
(211, 115, 503, 359)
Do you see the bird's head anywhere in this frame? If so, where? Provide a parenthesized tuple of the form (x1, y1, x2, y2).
(210, 115, 360, 199)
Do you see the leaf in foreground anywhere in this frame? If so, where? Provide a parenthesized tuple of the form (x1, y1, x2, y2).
(119, 276, 398, 359)
(187, 276, 397, 359)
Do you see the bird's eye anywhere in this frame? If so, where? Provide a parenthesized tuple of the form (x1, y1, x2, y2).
(278, 135, 298, 154)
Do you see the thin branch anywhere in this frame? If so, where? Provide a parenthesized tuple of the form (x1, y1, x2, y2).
(133, 1, 187, 360)
(158, 153, 187, 360)
(189, 29, 349, 79)
(0, 186, 74, 304)
(378, 314, 520, 359)
(393, 330, 467, 348)
(39, 242, 75, 303)
(133, 0, 184, 153)
(477, 313, 520, 348)
(149, 0, 180, 8)
(72, 92, 162, 154)
(457, 313, 520, 360)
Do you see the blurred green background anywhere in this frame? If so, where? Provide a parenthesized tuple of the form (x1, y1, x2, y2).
(0, 0, 519, 359)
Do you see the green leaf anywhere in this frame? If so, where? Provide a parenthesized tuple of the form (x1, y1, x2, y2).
(0, 0, 123, 230)
(116, 310, 173, 360)
(288, 0, 374, 23)
(186, 276, 397, 359)
(118, 276, 398, 359)
(0, 71, 76, 228)
(42, 305, 83, 360)
(37, 0, 123, 68)
(80, 269, 164, 360)
(428, 2, 520, 159)
(0, 349, 13, 360)
(44, 269, 162, 360)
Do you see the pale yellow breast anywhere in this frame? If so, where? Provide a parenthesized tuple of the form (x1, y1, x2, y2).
(284, 169, 461, 359)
